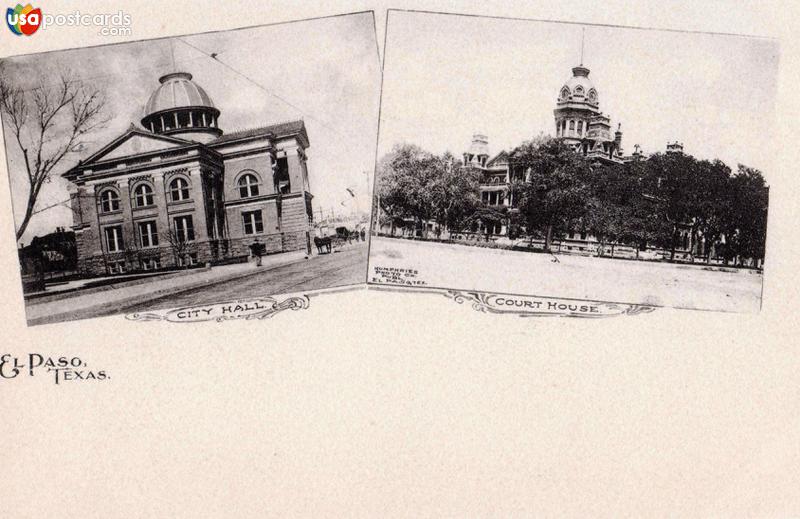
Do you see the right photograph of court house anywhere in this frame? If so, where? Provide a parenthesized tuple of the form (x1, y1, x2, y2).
(369, 11, 778, 313)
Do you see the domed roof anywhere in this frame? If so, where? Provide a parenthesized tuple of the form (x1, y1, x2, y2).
(144, 72, 216, 115)
(558, 66, 599, 105)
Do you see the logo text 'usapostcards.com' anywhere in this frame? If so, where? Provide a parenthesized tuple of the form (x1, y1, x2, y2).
(6, 4, 132, 37)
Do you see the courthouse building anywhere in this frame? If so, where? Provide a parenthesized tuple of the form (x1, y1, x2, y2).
(64, 71, 314, 275)
(458, 63, 698, 254)
(464, 63, 631, 211)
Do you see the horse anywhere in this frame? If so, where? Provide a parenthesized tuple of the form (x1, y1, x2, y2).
(314, 236, 332, 254)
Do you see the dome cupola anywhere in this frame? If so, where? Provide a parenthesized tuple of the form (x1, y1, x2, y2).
(554, 64, 604, 144)
(140, 72, 222, 143)
(557, 65, 599, 109)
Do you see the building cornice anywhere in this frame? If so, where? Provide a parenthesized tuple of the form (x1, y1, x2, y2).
(223, 191, 306, 208)
(74, 151, 223, 184)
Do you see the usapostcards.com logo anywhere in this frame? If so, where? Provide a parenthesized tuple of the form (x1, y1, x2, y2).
(6, 3, 40, 35)
(6, 4, 132, 37)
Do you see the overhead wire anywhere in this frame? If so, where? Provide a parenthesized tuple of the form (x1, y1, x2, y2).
(10, 35, 367, 219)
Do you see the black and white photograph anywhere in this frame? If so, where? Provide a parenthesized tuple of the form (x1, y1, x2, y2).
(1, 2, 799, 518)
(1, 12, 381, 325)
(369, 11, 777, 313)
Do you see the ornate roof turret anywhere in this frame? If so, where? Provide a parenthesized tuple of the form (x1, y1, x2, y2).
(557, 65, 599, 109)
(467, 134, 490, 158)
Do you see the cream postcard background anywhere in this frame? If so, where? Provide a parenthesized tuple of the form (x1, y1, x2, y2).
(1, 1, 798, 517)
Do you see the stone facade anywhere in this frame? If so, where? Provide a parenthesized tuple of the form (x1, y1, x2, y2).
(64, 71, 314, 277)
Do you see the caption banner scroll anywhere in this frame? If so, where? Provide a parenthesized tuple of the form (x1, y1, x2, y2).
(126, 295, 310, 323)
(447, 291, 656, 318)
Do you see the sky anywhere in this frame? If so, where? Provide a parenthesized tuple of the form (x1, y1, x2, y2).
(1, 13, 381, 244)
(378, 12, 780, 180)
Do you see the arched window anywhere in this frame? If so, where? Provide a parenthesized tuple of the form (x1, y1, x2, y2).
(237, 173, 260, 198)
(169, 177, 190, 202)
(588, 89, 597, 102)
(99, 189, 120, 213)
(560, 87, 570, 100)
(574, 86, 584, 97)
(133, 183, 155, 207)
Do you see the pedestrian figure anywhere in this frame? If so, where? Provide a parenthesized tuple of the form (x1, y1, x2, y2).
(249, 239, 265, 267)
(360, 228, 366, 242)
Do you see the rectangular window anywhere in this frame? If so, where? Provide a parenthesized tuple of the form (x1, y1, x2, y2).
(174, 215, 195, 243)
(138, 221, 159, 248)
(141, 257, 161, 270)
(577, 121, 583, 135)
(134, 185, 154, 207)
(274, 157, 291, 194)
(179, 253, 199, 267)
(242, 210, 264, 235)
(104, 226, 124, 252)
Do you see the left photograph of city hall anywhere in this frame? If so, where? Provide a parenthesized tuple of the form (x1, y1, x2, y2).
(0, 13, 381, 326)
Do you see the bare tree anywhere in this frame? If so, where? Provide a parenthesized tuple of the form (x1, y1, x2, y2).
(166, 230, 190, 268)
(0, 63, 108, 241)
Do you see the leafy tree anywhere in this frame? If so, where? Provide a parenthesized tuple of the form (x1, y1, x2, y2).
(378, 212, 407, 237)
(639, 152, 699, 260)
(377, 145, 481, 239)
(467, 204, 507, 241)
(429, 152, 482, 236)
(510, 136, 592, 251)
(374, 138, 769, 268)
(689, 159, 732, 262)
(584, 163, 640, 257)
(624, 199, 673, 258)
(376, 144, 439, 238)
(723, 165, 769, 265)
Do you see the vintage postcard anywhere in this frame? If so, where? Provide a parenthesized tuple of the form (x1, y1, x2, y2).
(1, 2, 798, 518)
(1, 12, 381, 326)
(368, 10, 777, 314)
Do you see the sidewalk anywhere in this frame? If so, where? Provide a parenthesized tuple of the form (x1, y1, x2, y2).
(25, 250, 311, 325)
(370, 236, 762, 313)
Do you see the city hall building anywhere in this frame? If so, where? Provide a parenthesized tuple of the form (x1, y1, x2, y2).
(65, 71, 314, 275)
